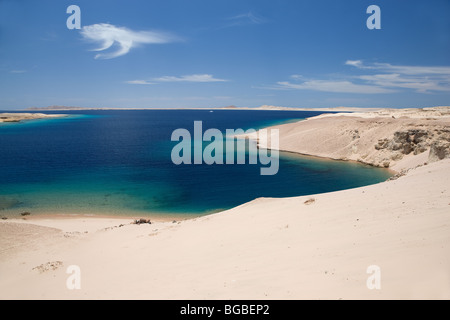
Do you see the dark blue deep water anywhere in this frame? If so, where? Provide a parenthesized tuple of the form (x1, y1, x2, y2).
(0, 110, 392, 217)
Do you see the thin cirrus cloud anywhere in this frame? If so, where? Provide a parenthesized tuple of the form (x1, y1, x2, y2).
(345, 60, 450, 75)
(80, 23, 176, 59)
(358, 73, 450, 93)
(275, 80, 393, 94)
(346, 60, 450, 93)
(125, 80, 156, 85)
(9, 70, 27, 74)
(154, 74, 227, 82)
(127, 74, 228, 84)
(269, 60, 450, 94)
(224, 11, 267, 27)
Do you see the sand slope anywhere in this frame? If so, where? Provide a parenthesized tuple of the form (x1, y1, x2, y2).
(1, 159, 449, 300)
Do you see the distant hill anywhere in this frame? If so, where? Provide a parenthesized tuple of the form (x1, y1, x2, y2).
(26, 106, 88, 111)
(221, 105, 238, 109)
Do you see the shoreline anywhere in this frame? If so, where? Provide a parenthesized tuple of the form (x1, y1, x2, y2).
(0, 148, 394, 221)
(277, 147, 399, 175)
(0, 106, 449, 299)
(1, 107, 447, 220)
(2, 212, 197, 223)
(1, 109, 395, 221)
(1, 158, 449, 299)
(3, 107, 446, 220)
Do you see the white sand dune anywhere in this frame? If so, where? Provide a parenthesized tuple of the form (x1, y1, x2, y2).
(0, 108, 449, 300)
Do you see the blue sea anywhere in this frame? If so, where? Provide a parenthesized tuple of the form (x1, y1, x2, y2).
(0, 110, 392, 218)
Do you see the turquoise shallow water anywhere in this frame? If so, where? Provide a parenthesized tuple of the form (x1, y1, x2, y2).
(0, 110, 392, 218)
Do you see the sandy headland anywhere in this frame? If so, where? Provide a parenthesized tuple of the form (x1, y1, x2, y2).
(0, 113, 67, 123)
(0, 107, 449, 299)
(242, 106, 450, 173)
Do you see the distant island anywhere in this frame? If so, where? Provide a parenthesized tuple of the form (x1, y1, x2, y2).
(26, 106, 88, 111)
(0, 113, 67, 123)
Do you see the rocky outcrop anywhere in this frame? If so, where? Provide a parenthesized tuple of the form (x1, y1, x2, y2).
(375, 129, 429, 155)
(133, 218, 152, 225)
(429, 140, 450, 162)
(374, 128, 450, 166)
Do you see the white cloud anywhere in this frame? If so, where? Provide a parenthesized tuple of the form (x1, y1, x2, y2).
(80, 23, 176, 59)
(125, 80, 156, 85)
(10, 70, 27, 74)
(276, 80, 394, 94)
(345, 60, 363, 68)
(153, 74, 227, 83)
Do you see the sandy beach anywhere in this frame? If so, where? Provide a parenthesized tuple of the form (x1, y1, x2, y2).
(0, 107, 449, 299)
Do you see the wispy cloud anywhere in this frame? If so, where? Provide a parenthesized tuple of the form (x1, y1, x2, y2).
(290, 74, 305, 80)
(9, 70, 27, 74)
(265, 60, 450, 94)
(153, 74, 228, 83)
(346, 60, 450, 75)
(275, 80, 394, 94)
(126, 74, 228, 85)
(344, 60, 363, 68)
(358, 73, 450, 93)
(347, 60, 450, 93)
(125, 80, 156, 85)
(80, 23, 176, 59)
(225, 11, 267, 27)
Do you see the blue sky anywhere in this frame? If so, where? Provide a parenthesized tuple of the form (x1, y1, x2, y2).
(1, 0, 449, 109)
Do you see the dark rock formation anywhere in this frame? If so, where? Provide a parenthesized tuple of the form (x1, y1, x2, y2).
(133, 218, 151, 225)
(375, 129, 430, 156)
(429, 140, 450, 162)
